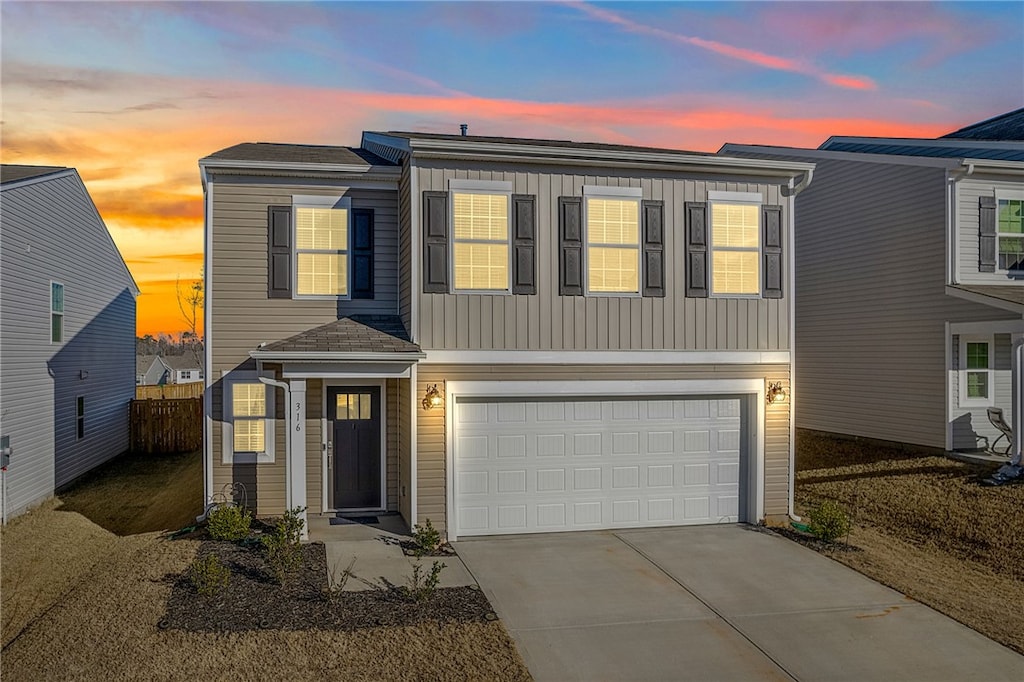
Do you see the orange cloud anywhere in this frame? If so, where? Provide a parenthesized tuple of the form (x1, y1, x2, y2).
(568, 2, 876, 91)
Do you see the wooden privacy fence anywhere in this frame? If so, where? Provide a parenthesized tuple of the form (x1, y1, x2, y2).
(136, 383, 204, 400)
(131, 397, 203, 454)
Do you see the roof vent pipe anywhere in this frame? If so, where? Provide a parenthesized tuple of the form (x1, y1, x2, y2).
(460, 123, 468, 136)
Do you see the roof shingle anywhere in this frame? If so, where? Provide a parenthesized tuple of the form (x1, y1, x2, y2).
(1, 165, 68, 185)
(204, 143, 395, 166)
(259, 316, 420, 354)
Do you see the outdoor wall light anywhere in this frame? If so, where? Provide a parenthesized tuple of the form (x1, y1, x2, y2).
(766, 381, 786, 405)
(422, 384, 443, 411)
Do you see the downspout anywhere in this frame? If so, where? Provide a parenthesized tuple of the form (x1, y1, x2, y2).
(257, 361, 292, 510)
(1013, 339, 1023, 467)
(784, 170, 814, 522)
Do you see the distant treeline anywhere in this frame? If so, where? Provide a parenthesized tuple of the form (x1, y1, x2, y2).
(137, 332, 204, 357)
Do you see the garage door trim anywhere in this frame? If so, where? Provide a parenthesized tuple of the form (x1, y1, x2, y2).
(445, 379, 765, 540)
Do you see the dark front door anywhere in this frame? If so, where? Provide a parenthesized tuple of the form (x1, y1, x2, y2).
(328, 386, 381, 509)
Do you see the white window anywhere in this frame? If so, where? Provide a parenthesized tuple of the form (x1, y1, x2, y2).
(222, 373, 275, 463)
(451, 184, 511, 292)
(710, 200, 760, 296)
(997, 197, 1024, 272)
(585, 187, 641, 295)
(959, 336, 993, 407)
(294, 197, 350, 297)
(51, 282, 64, 343)
(181, 371, 192, 380)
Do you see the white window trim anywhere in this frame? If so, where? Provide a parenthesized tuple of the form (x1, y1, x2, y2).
(448, 182, 513, 295)
(221, 371, 276, 464)
(995, 191, 1024, 276)
(958, 335, 994, 407)
(50, 280, 64, 344)
(292, 195, 352, 300)
(583, 188, 643, 297)
(708, 193, 763, 299)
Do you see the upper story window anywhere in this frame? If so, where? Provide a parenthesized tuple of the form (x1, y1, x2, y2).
(452, 191, 510, 291)
(586, 195, 640, 294)
(51, 282, 64, 343)
(710, 201, 760, 296)
(998, 198, 1023, 272)
(295, 200, 350, 297)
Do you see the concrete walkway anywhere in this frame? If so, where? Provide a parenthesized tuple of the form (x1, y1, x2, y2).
(455, 525, 1024, 682)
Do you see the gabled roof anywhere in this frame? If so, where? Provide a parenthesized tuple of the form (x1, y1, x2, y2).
(202, 142, 396, 167)
(255, 316, 421, 356)
(818, 138, 1024, 162)
(160, 354, 203, 371)
(0, 165, 68, 185)
(136, 354, 163, 375)
(942, 108, 1024, 141)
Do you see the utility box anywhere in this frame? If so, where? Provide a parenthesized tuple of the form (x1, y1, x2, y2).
(1, 435, 11, 470)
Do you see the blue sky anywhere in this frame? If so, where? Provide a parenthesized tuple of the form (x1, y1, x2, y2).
(2, 1, 1021, 333)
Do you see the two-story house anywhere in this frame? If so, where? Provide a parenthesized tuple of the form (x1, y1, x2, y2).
(722, 108, 1024, 459)
(1, 165, 138, 521)
(200, 133, 814, 539)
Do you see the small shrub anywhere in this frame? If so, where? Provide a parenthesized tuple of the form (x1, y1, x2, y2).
(262, 506, 306, 583)
(400, 560, 446, 603)
(207, 503, 252, 542)
(324, 557, 357, 602)
(189, 554, 230, 597)
(807, 499, 852, 543)
(411, 518, 442, 557)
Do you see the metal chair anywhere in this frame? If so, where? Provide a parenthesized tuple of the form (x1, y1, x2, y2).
(986, 407, 1014, 455)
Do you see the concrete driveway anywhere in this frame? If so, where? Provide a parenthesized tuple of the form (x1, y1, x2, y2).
(454, 525, 1023, 682)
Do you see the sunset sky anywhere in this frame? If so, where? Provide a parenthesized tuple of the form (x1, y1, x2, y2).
(3, 1, 1022, 336)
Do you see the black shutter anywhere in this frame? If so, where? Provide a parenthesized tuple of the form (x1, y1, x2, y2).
(423, 191, 449, 293)
(762, 204, 783, 299)
(559, 197, 584, 296)
(642, 200, 665, 297)
(512, 194, 536, 295)
(268, 205, 292, 298)
(684, 202, 708, 298)
(351, 208, 374, 299)
(980, 196, 997, 273)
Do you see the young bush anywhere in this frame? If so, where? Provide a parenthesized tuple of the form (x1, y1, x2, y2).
(400, 560, 446, 603)
(262, 506, 306, 584)
(807, 499, 852, 543)
(207, 503, 252, 542)
(189, 554, 230, 597)
(411, 518, 442, 557)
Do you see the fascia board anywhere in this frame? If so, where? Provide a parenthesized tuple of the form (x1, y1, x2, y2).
(824, 136, 1024, 152)
(198, 158, 402, 176)
(249, 350, 426, 362)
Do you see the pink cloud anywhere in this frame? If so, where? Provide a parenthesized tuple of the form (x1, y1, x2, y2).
(568, 2, 876, 91)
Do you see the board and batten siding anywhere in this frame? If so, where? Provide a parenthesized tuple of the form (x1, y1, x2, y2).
(415, 363, 791, 534)
(788, 157, 1019, 449)
(958, 175, 1024, 285)
(414, 162, 790, 352)
(0, 173, 136, 518)
(950, 334, 1014, 450)
(398, 161, 414, 337)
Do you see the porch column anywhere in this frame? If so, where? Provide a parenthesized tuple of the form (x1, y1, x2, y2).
(289, 379, 308, 540)
(1012, 335, 1023, 466)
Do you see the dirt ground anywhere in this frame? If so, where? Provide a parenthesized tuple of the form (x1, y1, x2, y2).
(795, 430, 1024, 655)
(1, 506, 531, 681)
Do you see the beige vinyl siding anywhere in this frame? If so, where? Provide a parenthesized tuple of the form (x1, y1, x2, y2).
(786, 157, 1019, 449)
(950, 334, 1014, 450)
(958, 175, 1024, 285)
(413, 162, 790, 352)
(415, 363, 790, 534)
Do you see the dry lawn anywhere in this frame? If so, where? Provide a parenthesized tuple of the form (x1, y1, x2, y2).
(796, 430, 1024, 655)
(1, 506, 531, 681)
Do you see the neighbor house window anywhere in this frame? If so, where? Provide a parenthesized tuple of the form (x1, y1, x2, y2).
(232, 383, 266, 454)
(710, 202, 760, 295)
(586, 195, 640, 294)
(452, 191, 510, 291)
(295, 203, 349, 296)
(959, 337, 993, 406)
(51, 282, 64, 343)
(998, 198, 1024, 272)
(76, 397, 85, 440)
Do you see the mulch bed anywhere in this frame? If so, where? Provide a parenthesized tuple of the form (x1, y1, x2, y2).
(162, 540, 494, 633)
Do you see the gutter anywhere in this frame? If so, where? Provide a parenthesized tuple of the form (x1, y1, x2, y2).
(257, 364, 293, 506)
(198, 158, 402, 176)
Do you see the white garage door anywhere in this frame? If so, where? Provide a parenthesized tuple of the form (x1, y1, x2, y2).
(454, 395, 746, 537)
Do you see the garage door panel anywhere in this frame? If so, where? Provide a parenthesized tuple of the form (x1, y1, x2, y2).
(455, 395, 746, 536)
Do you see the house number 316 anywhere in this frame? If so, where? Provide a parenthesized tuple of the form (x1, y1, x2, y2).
(295, 402, 302, 431)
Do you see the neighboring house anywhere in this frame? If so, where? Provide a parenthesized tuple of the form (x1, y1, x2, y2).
(722, 108, 1024, 456)
(0, 165, 139, 521)
(200, 133, 814, 539)
(162, 354, 204, 384)
(137, 354, 204, 385)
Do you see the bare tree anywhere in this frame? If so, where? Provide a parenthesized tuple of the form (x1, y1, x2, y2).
(176, 271, 204, 367)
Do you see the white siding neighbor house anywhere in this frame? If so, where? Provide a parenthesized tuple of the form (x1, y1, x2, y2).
(722, 108, 1024, 459)
(0, 165, 139, 521)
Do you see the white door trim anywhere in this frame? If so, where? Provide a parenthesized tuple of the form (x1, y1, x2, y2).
(322, 379, 387, 514)
(444, 378, 765, 540)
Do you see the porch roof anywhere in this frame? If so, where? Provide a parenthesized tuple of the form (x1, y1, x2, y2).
(250, 315, 424, 361)
(947, 285, 1024, 314)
